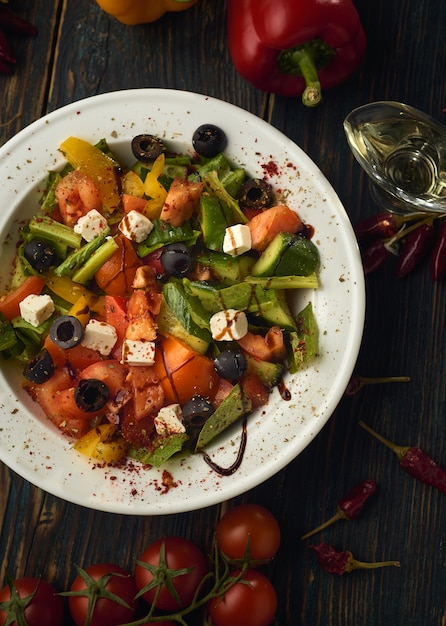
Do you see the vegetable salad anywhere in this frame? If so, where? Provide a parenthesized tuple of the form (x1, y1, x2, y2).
(0, 127, 320, 469)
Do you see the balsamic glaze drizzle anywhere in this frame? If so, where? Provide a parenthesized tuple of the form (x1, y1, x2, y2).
(202, 416, 248, 476)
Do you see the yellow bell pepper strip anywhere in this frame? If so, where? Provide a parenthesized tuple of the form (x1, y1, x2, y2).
(94, 0, 198, 25)
(143, 153, 168, 219)
(45, 271, 105, 314)
(68, 295, 92, 327)
(122, 169, 145, 198)
(74, 424, 128, 463)
(58, 137, 121, 215)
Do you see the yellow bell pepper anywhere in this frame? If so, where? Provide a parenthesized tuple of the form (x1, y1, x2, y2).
(143, 153, 168, 219)
(45, 271, 105, 314)
(74, 424, 128, 463)
(59, 137, 121, 215)
(95, 0, 198, 25)
(122, 170, 145, 198)
(68, 294, 91, 327)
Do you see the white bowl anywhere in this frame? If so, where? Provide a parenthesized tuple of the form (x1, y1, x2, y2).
(0, 89, 365, 515)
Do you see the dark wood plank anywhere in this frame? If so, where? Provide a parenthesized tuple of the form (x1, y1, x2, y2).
(1, 0, 446, 624)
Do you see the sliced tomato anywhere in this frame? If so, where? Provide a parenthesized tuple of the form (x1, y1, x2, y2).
(79, 360, 129, 402)
(236, 327, 286, 362)
(122, 193, 148, 214)
(126, 365, 164, 420)
(242, 206, 263, 221)
(159, 178, 203, 226)
(125, 289, 157, 341)
(104, 295, 129, 359)
(120, 402, 155, 448)
(142, 248, 164, 276)
(0, 276, 46, 320)
(95, 234, 142, 296)
(213, 377, 234, 407)
(28, 369, 98, 438)
(160, 335, 196, 374)
(171, 354, 220, 405)
(248, 205, 303, 251)
(158, 335, 219, 404)
(43, 335, 103, 371)
(241, 372, 270, 409)
(55, 170, 102, 225)
(153, 347, 177, 404)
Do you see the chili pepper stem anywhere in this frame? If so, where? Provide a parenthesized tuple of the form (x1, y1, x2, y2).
(386, 215, 433, 249)
(359, 421, 409, 462)
(360, 376, 410, 385)
(301, 510, 345, 540)
(359, 375, 410, 389)
(347, 557, 400, 572)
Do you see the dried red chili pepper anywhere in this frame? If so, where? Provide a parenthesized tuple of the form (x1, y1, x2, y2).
(361, 238, 393, 275)
(310, 542, 400, 575)
(394, 221, 435, 278)
(0, 5, 37, 74)
(345, 374, 410, 396)
(355, 212, 400, 243)
(301, 479, 377, 540)
(0, 5, 38, 36)
(429, 218, 446, 280)
(360, 421, 446, 492)
(0, 28, 16, 65)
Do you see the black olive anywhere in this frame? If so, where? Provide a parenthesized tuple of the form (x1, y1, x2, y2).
(131, 134, 167, 162)
(214, 348, 248, 381)
(23, 348, 54, 384)
(238, 178, 274, 211)
(24, 239, 56, 272)
(182, 396, 215, 429)
(74, 379, 109, 412)
(160, 243, 193, 277)
(49, 315, 84, 349)
(192, 124, 227, 158)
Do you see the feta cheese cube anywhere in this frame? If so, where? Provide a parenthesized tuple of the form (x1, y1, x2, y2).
(223, 223, 252, 256)
(74, 209, 107, 242)
(118, 210, 154, 243)
(210, 308, 248, 341)
(154, 404, 186, 436)
(19, 294, 55, 327)
(121, 339, 156, 366)
(81, 319, 117, 356)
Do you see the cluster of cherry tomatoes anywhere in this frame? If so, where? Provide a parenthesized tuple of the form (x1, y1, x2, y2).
(0, 504, 280, 626)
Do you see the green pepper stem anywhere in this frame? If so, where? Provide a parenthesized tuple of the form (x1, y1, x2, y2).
(301, 508, 345, 540)
(277, 39, 335, 108)
(359, 421, 410, 462)
(348, 557, 401, 572)
(289, 48, 322, 107)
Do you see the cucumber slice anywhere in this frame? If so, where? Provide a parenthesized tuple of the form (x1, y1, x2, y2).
(156, 299, 210, 354)
(245, 355, 284, 387)
(195, 384, 252, 450)
(251, 232, 294, 277)
(252, 233, 320, 277)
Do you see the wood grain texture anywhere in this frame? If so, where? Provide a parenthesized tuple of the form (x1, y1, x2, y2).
(1, 0, 446, 624)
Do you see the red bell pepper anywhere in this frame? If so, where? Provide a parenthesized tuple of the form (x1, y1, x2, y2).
(227, 0, 366, 107)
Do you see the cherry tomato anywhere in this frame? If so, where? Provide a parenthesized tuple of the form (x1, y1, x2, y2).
(215, 504, 281, 564)
(0, 577, 64, 626)
(68, 563, 138, 626)
(135, 537, 208, 611)
(207, 568, 277, 626)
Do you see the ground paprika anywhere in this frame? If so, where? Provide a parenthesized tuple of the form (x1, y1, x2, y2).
(227, 0, 366, 107)
(95, 0, 197, 25)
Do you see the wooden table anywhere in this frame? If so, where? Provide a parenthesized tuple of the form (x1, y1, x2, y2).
(1, 1, 446, 624)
